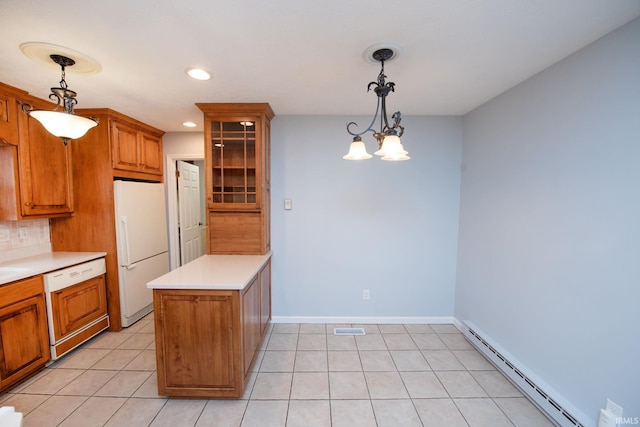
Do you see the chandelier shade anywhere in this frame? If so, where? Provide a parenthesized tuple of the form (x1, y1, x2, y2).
(21, 54, 98, 145)
(29, 110, 98, 140)
(344, 47, 409, 161)
(343, 136, 373, 160)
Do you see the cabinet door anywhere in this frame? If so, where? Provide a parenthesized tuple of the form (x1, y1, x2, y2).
(154, 289, 243, 397)
(209, 120, 258, 208)
(50, 275, 107, 341)
(0, 277, 50, 391)
(259, 260, 271, 336)
(140, 132, 163, 175)
(16, 97, 74, 218)
(111, 121, 140, 172)
(0, 90, 19, 146)
(242, 277, 260, 376)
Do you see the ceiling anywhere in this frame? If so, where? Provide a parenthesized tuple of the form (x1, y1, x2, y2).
(1, 1, 639, 132)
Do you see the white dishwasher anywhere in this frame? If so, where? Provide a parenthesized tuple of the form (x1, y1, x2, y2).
(43, 258, 110, 361)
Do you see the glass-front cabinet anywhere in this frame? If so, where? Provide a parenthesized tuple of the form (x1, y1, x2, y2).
(198, 103, 274, 255)
(211, 120, 257, 205)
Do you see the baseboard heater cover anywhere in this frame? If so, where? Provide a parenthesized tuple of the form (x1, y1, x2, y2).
(334, 327, 365, 336)
(463, 321, 585, 427)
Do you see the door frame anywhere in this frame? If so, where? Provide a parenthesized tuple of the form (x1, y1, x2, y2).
(165, 154, 205, 270)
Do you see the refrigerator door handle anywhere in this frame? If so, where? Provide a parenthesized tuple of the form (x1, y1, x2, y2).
(126, 263, 138, 270)
(121, 215, 132, 266)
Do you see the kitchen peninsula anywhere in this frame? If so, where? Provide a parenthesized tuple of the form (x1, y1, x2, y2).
(146, 253, 271, 398)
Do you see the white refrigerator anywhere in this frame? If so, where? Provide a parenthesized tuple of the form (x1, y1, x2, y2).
(114, 180, 170, 327)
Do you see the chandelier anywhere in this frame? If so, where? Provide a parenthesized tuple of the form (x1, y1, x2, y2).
(21, 54, 98, 145)
(344, 47, 409, 161)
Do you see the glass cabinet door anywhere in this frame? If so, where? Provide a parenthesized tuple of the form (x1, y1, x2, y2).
(210, 120, 257, 204)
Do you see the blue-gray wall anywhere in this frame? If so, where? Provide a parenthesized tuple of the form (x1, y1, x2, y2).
(456, 17, 640, 425)
(271, 115, 463, 319)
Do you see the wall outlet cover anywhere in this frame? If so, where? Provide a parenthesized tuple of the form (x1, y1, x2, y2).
(598, 409, 616, 427)
(605, 398, 623, 419)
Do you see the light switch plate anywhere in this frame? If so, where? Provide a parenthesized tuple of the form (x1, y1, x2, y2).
(0, 228, 10, 242)
(284, 199, 292, 210)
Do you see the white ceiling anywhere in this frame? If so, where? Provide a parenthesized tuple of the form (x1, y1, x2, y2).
(1, 1, 639, 132)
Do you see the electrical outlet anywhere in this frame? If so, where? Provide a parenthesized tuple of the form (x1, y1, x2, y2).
(362, 289, 370, 300)
(18, 226, 28, 239)
(605, 398, 623, 420)
(0, 228, 10, 242)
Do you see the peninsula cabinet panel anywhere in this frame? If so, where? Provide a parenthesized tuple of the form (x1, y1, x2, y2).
(259, 259, 272, 336)
(153, 290, 243, 397)
(0, 275, 50, 392)
(241, 277, 260, 376)
(209, 211, 264, 255)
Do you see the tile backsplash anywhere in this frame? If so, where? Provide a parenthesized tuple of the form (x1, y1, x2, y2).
(0, 219, 51, 262)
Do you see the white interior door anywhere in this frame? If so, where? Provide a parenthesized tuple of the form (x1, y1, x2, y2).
(177, 160, 202, 265)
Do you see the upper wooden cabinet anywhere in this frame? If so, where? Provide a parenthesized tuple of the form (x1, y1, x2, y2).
(77, 108, 164, 181)
(0, 83, 21, 146)
(197, 103, 274, 255)
(0, 82, 74, 220)
(111, 119, 163, 177)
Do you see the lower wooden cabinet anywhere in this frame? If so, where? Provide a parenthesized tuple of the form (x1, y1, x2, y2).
(0, 276, 50, 392)
(153, 259, 271, 398)
(49, 275, 107, 341)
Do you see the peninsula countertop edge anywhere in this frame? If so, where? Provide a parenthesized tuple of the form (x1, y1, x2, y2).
(146, 252, 272, 290)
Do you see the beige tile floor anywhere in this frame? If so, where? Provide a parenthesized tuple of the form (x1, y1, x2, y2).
(0, 314, 556, 427)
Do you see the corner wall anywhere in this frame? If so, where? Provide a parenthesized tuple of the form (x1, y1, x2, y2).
(456, 18, 640, 425)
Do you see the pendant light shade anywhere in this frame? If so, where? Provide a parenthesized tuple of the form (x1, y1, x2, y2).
(343, 137, 373, 160)
(29, 110, 98, 140)
(21, 53, 98, 145)
(375, 134, 410, 161)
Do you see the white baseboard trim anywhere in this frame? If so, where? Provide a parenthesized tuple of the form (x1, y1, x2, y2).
(271, 315, 457, 324)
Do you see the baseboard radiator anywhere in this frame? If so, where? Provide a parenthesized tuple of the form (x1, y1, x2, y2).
(462, 322, 585, 427)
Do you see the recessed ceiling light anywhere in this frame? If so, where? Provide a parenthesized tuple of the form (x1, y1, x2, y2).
(182, 121, 197, 128)
(186, 68, 211, 81)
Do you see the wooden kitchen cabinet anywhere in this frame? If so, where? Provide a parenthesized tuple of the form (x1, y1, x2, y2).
(0, 82, 22, 146)
(197, 103, 274, 255)
(0, 82, 74, 220)
(0, 275, 50, 392)
(152, 257, 271, 398)
(111, 119, 163, 177)
(49, 274, 107, 342)
(51, 108, 164, 331)
(259, 258, 271, 336)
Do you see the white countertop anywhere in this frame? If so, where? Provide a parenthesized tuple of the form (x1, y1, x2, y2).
(0, 252, 107, 285)
(147, 253, 271, 290)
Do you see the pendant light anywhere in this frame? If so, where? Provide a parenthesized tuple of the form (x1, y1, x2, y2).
(21, 54, 98, 145)
(344, 47, 409, 161)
